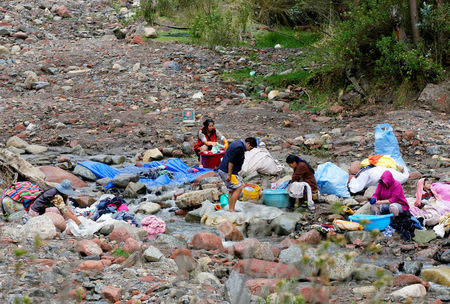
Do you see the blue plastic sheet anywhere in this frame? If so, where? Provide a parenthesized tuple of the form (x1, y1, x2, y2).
(374, 123, 408, 170)
(314, 162, 350, 198)
(78, 158, 213, 189)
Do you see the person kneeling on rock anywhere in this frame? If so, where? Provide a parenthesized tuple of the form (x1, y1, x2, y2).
(370, 171, 410, 217)
(29, 179, 81, 226)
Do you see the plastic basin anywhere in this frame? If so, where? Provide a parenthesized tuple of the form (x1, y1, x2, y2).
(199, 151, 225, 169)
(261, 189, 291, 208)
(348, 214, 394, 231)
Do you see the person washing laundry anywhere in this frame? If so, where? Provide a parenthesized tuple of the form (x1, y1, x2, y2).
(286, 155, 319, 211)
(194, 119, 228, 157)
(29, 179, 81, 226)
(217, 137, 257, 212)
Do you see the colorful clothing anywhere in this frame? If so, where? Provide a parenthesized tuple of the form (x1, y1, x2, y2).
(194, 129, 225, 154)
(1, 181, 42, 213)
(372, 171, 409, 212)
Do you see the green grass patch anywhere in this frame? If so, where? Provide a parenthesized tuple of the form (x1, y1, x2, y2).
(112, 248, 131, 258)
(153, 29, 191, 43)
(255, 28, 322, 49)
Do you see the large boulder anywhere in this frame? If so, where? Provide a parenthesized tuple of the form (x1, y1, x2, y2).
(142, 148, 163, 162)
(421, 267, 450, 287)
(418, 80, 450, 113)
(216, 221, 244, 241)
(72, 164, 98, 181)
(192, 232, 224, 251)
(225, 271, 251, 304)
(0, 149, 52, 190)
(39, 166, 88, 188)
(176, 189, 220, 210)
(391, 284, 426, 299)
(185, 200, 215, 223)
(123, 182, 146, 198)
(269, 213, 302, 236)
(21, 215, 56, 240)
(112, 173, 139, 188)
(44, 212, 66, 231)
(6, 136, 29, 149)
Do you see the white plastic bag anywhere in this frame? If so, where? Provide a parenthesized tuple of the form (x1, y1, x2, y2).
(240, 147, 284, 176)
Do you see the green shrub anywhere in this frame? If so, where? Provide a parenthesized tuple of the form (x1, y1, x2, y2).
(375, 35, 442, 83)
(140, 0, 156, 24)
(190, 2, 239, 47)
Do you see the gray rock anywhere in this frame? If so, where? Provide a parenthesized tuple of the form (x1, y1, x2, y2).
(89, 154, 113, 165)
(96, 177, 112, 187)
(153, 234, 187, 249)
(246, 217, 271, 237)
(438, 249, 450, 264)
(25, 144, 48, 154)
(324, 195, 340, 204)
(112, 173, 140, 188)
(413, 230, 437, 244)
(354, 202, 373, 215)
(99, 224, 114, 235)
(253, 242, 275, 261)
(196, 272, 221, 285)
(270, 213, 302, 236)
(418, 80, 450, 113)
(73, 164, 98, 181)
(71, 145, 86, 156)
(225, 270, 251, 304)
(175, 188, 220, 210)
(143, 245, 163, 262)
(7, 146, 25, 155)
(33, 82, 50, 90)
(135, 202, 161, 214)
(167, 61, 181, 72)
(185, 200, 215, 223)
(279, 245, 317, 279)
(181, 141, 193, 155)
(403, 261, 423, 275)
(6, 136, 29, 149)
(364, 186, 377, 199)
(123, 182, 147, 198)
(20, 215, 56, 240)
(24, 71, 38, 89)
(354, 263, 388, 281)
(111, 155, 125, 164)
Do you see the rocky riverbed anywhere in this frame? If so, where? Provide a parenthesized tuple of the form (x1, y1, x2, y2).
(1, 0, 450, 303)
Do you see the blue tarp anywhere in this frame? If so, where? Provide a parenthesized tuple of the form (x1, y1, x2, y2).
(78, 159, 213, 189)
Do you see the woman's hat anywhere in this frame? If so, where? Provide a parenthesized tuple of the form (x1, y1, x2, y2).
(55, 179, 76, 196)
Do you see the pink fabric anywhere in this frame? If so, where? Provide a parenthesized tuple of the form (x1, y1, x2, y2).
(117, 203, 129, 212)
(373, 171, 409, 211)
(141, 216, 166, 239)
(414, 178, 425, 207)
(410, 183, 450, 225)
(431, 182, 450, 202)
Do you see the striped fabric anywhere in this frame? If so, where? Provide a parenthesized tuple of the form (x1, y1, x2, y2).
(1, 181, 42, 212)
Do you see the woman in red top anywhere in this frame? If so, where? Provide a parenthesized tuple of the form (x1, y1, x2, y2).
(194, 119, 228, 156)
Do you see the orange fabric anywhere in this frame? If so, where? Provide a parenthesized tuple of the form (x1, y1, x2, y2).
(368, 154, 384, 165)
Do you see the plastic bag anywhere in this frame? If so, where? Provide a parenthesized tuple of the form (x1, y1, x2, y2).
(314, 162, 350, 198)
(240, 147, 284, 176)
(374, 124, 407, 170)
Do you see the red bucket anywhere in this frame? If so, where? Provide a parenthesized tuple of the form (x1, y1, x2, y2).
(199, 151, 225, 169)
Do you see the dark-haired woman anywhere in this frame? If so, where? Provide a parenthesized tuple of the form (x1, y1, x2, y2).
(286, 155, 319, 210)
(194, 119, 228, 156)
